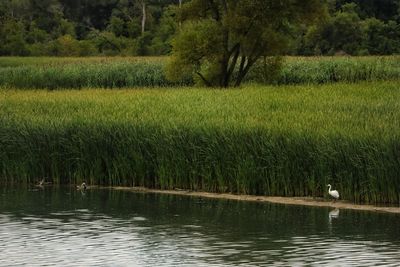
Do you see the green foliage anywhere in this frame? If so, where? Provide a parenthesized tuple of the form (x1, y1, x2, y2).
(332, 4, 364, 54)
(149, 7, 178, 55)
(136, 32, 153, 56)
(166, 19, 223, 85)
(1, 82, 400, 204)
(26, 43, 47, 56)
(86, 31, 138, 56)
(362, 18, 400, 55)
(301, 2, 400, 55)
(333, 0, 400, 21)
(167, 0, 324, 87)
(303, 4, 363, 55)
(56, 19, 76, 38)
(26, 22, 50, 44)
(76, 40, 98, 56)
(0, 18, 29, 56)
(0, 0, 182, 56)
(0, 0, 398, 57)
(109, 16, 126, 37)
(52, 35, 81, 56)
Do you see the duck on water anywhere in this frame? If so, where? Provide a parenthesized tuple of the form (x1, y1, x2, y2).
(35, 179, 52, 187)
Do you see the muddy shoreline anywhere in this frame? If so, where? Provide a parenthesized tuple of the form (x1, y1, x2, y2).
(110, 187, 400, 214)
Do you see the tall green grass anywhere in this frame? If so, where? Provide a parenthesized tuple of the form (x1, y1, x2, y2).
(278, 56, 400, 84)
(0, 56, 165, 68)
(0, 60, 191, 89)
(0, 56, 399, 89)
(1, 82, 399, 204)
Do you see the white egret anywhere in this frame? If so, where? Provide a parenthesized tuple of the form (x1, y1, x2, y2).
(327, 184, 339, 202)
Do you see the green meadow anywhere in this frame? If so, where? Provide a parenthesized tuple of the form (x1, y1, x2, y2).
(1, 81, 399, 204)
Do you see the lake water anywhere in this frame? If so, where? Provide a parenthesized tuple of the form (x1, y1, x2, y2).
(0, 187, 399, 266)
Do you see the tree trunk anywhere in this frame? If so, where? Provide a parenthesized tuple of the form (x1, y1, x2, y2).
(220, 58, 229, 87)
(219, 32, 230, 87)
(234, 57, 257, 87)
(178, 0, 182, 28)
(224, 44, 240, 87)
(141, 1, 146, 35)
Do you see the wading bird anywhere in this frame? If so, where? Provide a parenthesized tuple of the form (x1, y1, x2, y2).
(327, 184, 339, 202)
(37, 179, 44, 187)
(36, 178, 52, 187)
(77, 182, 87, 191)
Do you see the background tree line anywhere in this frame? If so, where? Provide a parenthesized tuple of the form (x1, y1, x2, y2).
(0, 0, 399, 57)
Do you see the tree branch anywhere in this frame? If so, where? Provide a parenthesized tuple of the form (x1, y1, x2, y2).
(238, 55, 247, 76)
(196, 71, 212, 87)
(226, 43, 241, 80)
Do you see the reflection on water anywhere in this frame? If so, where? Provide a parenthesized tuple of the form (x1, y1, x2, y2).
(328, 208, 340, 224)
(0, 187, 399, 266)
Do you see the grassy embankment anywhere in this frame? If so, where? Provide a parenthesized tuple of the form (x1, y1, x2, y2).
(0, 56, 399, 89)
(1, 81, 399, 204)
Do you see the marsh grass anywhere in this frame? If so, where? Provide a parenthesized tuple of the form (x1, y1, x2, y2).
(1, 82, 399, 203)
(0, 59, 191, 89)
(278, 56, 400, 84)
(0, 56, 166, 68)
(0, 56, 399, 89)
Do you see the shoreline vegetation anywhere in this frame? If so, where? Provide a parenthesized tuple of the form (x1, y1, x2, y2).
(112, 186, 400, 214)
(0, 56, 399, 89)
(1, 80, 399, 204)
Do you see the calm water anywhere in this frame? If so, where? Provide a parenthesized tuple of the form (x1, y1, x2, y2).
(0, 187, 399, 266)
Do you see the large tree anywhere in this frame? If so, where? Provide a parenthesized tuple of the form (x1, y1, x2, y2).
(166, 0, 325, 87)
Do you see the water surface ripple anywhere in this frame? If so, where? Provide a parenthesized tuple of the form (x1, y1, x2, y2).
(0, 187, 399, 266)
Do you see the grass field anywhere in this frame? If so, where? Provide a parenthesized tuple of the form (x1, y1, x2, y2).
(1, 81, 399, 204)
(1, 56, 399, 89)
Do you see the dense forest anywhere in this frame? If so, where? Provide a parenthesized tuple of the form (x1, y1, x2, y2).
(0, 0, 399, 56)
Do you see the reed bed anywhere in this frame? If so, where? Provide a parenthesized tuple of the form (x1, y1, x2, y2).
(0, 59, 191, 89)
(0, 56, 166, 68)
(277, 56, 400, 84)
(1, 82, 399, 204)
(0, 56, 399, 89)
